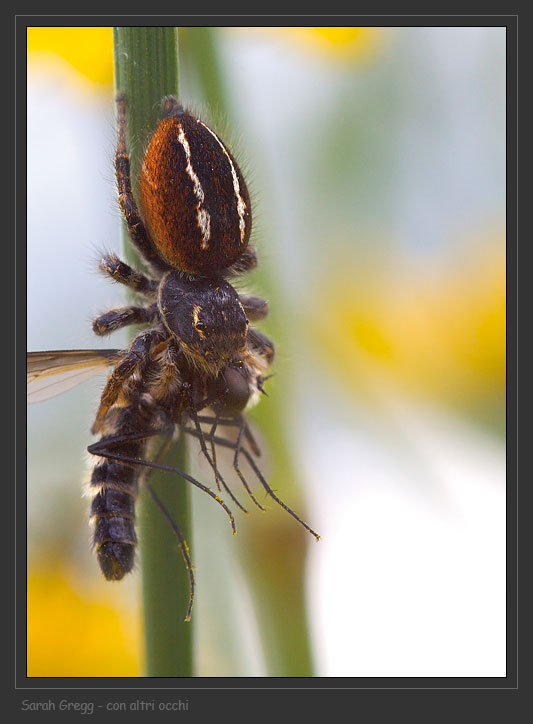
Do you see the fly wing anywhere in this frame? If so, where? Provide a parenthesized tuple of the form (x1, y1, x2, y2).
(27, 349, 120, 403)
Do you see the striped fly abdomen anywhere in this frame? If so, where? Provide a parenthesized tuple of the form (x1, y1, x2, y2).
(89, 408, 146, 580)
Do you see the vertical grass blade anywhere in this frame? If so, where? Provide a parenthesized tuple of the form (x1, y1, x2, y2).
(113, 26, 194, 677)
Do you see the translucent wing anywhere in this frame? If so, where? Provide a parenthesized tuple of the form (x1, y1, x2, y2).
(27, 349, 120, 403)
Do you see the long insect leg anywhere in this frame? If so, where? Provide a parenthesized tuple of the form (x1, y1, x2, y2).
(194, 416, 265, 511)
(88, 431, 236, 534)
(184, 428, 320, 541)
(184, 420, 265, 511)
(144, 481, 194, 621)
(195, 415, 261, 457)
(189, 406, 249, 514)
(208, 412, 221, 492)
(188, 414, 265, 508)
(137, 432, 195, 621)
(232, 417, 266, 511)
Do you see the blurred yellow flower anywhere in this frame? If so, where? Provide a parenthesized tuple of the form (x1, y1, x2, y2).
(309, 230, 505, 424)
(26, 26, 382, 92)
(28, 564, 141, 676)
(27, 27, 113, 86)
(274, 26, 384, 62)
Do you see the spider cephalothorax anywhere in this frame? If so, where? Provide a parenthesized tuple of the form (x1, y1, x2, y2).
(158, 271, 249, 376)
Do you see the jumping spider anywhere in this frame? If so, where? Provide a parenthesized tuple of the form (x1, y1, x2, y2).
(28, 94, 319, 621)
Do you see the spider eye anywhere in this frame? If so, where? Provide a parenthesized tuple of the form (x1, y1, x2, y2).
(194, 320, 207, 337)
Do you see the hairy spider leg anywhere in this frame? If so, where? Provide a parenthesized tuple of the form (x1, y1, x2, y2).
(93, 303, 160, 336)
(115, 93, 170, 275)
(226, 245, 258, 276)
(99, 254, 159, 296)
(246, 327, 275, 366)
(239, 295, 269, 322)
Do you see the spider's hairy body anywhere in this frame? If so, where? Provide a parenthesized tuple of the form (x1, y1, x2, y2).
(81, 94, 319, 617)
(139, 96, 252, 274)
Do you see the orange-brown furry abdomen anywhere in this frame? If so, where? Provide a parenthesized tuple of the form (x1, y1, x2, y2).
(139, 110, 252, 275)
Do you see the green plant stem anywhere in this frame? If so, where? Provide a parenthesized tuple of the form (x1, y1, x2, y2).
(113, 26, 193, 678)
(179, 27, 316, 676)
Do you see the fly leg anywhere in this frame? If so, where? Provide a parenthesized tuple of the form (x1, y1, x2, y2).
(91, 329, 164, 434)
(196, 414, 261, 456)
(144, 480, 195, 621)
(90, 424, 196, 621)
(143, 432, 195, 622)
(183, 416, 265, 511)
(183, 426, 320, 541)
(88, 429, 236, 534)
(184, 388, 250, 514)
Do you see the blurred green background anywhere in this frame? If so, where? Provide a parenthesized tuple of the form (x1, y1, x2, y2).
(27, 26, 505, 677)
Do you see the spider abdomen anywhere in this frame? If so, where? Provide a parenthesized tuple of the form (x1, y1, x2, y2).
(139, 99, 252, 275)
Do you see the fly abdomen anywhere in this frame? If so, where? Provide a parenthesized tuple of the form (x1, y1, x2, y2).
(90, 486, 137, 580)
(89, 431, 144, 581)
